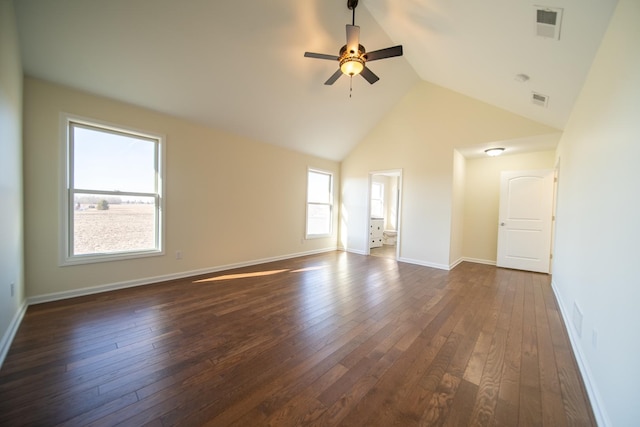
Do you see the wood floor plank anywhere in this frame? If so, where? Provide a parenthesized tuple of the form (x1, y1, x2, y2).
(495, 268, 525, 426)
(444, 378, 478, 427)
(532, 274, 568, 427)
(420, 372, 461, 427)
(468, 329, 507, 426)
(519, 273, 543, 426)
(0, 253, 596, 426)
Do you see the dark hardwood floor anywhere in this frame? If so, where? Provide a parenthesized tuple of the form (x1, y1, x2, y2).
(0, 251, 595, 426)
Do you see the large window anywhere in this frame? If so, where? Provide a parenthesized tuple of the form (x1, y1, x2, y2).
(306, 169, 333, 238)
(61, 115, 164, 265)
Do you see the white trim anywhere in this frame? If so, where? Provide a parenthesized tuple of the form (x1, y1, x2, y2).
(28, 247, 337, 305)
(397, 257, 450, 271)
(0, 301, 28, 369)
(345, 247, 367, 256)
(551, 279, 611, 427)
(461, 257, 497, 266)
(449, 257, 464, 269)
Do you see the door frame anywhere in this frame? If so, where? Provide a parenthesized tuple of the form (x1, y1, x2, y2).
(366, 169, 403, 258)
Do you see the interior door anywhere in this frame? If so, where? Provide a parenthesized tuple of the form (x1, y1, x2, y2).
(496, 169, 554, 273)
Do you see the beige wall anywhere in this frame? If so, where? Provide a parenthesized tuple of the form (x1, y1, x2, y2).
(552, 0, 640, 424)
(0, 0, 25, 364)
(340, 80, 559, 269)
(462, 150, 556, 264)
(23, 78, 339, 300)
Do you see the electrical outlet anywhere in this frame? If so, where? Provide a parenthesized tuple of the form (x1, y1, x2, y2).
(10, 283, 15, 297)
(176, 251, 183, 260)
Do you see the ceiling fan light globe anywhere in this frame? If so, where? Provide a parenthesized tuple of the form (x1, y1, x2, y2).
(340, 57, 364, 76)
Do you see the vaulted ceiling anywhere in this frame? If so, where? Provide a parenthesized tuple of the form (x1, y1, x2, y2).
(14, 0, 618, 161)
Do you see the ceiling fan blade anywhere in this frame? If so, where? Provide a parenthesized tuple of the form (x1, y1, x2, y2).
(365, 45, 403, 62)
(324, 69, 343, 85)
(346, 25, 360, 53)
(304, 52, 340, 61)
(360, 66, 379, 85)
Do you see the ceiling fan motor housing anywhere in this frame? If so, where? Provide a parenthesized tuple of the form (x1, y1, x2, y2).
(340, 44, 366, 57)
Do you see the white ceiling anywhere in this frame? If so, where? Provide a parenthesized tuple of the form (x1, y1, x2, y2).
(14, 0, 618, 161)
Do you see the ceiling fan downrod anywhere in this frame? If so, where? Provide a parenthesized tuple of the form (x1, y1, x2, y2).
(348, 0, 358, 26)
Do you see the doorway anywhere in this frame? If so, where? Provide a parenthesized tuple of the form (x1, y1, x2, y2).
(368, 170, 402, 260)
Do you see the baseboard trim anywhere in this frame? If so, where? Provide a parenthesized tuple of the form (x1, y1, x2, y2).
(449, 257, 464, 270)
(461, 257, 496, 266)
(551, 279, 610, 427)
(345, 248, 367, 256)
(397, 257, 450, 271)
(28, 247, 338, 306)
(0, 300, 28, 369)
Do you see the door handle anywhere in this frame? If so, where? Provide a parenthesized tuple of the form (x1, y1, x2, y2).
(500, 222, 505, 226)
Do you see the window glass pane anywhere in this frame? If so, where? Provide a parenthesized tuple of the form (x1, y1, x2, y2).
(306, 204, 331, 236)
(308, 171, 331, 204)
(371, 182, 384, 218)
(73, 194, 157, 255)
(372, 182, 383, 199)
(371, 200, 384, 218)
(73, 125, 156, 193)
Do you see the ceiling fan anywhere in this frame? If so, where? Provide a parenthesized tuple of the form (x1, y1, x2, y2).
(304, 0, 403, 86)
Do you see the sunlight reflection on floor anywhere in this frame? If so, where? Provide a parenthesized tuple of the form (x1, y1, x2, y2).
(193, 265, 329, 283)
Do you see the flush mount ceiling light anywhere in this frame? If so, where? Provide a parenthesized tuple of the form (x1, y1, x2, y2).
(485, 148, 505, 157)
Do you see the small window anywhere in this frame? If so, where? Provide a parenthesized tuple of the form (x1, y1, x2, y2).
(306, 169, 333, 238)
(371, 182, 384, 218)
(61, 114, 164, 265)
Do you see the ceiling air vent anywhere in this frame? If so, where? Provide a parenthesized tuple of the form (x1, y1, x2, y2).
(534, 6, 563, 40)
(532, 92, 549, 107)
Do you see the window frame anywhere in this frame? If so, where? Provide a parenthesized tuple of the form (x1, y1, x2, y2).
(305, 168, 334, 239)
(59, 113, 165, 266)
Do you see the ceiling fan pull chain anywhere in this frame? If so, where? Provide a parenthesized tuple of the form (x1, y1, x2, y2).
(350, 75, 353, 98)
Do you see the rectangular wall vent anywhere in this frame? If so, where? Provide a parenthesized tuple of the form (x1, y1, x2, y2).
(531, 92, 549, 107)
(534, 6, 563, 40)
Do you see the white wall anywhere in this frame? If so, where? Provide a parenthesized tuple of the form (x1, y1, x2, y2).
(340, 81, 559, 269)
(463, 150, 556, 264)
(0, 0, 25, 365)
(22, 78, 340, 300)
(552, 0, 640, 424)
